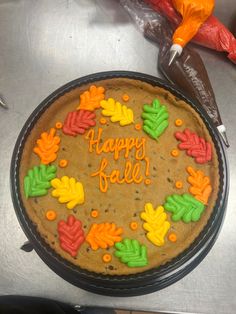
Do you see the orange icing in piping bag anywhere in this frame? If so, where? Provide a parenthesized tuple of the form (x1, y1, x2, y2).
(172, 0, 215, 48)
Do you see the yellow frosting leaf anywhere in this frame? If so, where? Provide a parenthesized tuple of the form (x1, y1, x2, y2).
(140, 203, 170, 246)
(100, 98, 134, 126)
(51, 176, 84, 209)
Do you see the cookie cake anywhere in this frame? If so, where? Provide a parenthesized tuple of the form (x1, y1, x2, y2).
(18, 77, 219, 275)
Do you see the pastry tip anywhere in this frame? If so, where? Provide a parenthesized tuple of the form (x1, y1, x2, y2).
(217, 125, 230, 148)
(168, 44, 183, 66)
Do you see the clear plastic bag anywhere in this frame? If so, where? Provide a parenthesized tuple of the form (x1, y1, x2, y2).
(120, 0, 165, 34)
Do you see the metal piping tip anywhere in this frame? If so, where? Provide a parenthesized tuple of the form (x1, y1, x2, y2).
(217, 124, 230, 148)
(0, 96, 8, 109)
(168, 49, 179, 66)
(220, 130, 230, 148)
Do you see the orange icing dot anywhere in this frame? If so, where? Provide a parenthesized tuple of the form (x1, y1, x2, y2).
(46, 210, 57, 221)
(99, 117, 107, 125)
(130, 221, 138, 230)
(135, 123, 142, 131)
(168, 233, 177, 242)
(175, 181, 183, 189)
(175, 119, 183, 127)
(59, 159, 68, 168)
(55, 122, 63, 129)
(91, 210, 99, 218)
(103, 254, 112, 263)
(122, 94, 130, 102)
(144, 178, 151, 185)
(171, 149, 179, 157)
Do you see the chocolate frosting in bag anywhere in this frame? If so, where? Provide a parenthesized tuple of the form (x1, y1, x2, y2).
(144, 21, 222, 125)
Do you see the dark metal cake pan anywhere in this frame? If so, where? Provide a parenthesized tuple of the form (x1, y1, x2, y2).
(10, 71, 229, 296)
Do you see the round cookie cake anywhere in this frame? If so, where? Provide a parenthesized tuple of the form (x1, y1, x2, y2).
(18, 77, 220, 276)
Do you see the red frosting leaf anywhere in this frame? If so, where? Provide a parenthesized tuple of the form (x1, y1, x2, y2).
(175, 128, 212, 164)
(62, 110, 96, 136)
(58, 215, 85, 257)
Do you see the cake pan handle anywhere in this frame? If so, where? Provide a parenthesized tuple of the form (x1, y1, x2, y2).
(20, 241, 34, 253)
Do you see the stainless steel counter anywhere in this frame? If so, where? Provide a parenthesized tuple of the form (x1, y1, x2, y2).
(0, 0, 235, 313)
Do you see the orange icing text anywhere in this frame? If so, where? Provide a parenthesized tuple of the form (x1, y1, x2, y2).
(85, 128, 151, 192)
(86, 128, 146, 161)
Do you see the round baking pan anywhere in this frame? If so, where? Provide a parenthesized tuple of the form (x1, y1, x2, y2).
(10, 71, 229, 296)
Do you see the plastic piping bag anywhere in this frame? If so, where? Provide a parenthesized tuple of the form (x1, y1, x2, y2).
(120, 0, 229, 146)
(145, 0, 236, 64)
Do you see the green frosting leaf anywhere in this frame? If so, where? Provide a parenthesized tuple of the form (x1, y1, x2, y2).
(164, 193, 205, 223)
(142, 99, 169, 140)
(114, 238, 148, 268)
(24, 164, 57, 198)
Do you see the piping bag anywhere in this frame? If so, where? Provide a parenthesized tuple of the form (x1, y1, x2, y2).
(146, 0, 236, 64)
(120, 0, 229, 147)
(168, 0, 215, 65)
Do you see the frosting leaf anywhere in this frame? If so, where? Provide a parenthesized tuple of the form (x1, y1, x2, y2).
(140, 203, 170, 246)
(164, 193, 205, 223)
(77, 85, 105, 111)
(62, 110, 96, 136)
(142, 99, 169, 140)
(51, 176, 84, 209)
(115, 238, 148, 268)
(33, 128, 60, 165)
(24, 164, 57, 198)
(187, 166, 212, 205)
(58, 215, 85, 257)
(175, 128, 212, 164)
(100, 98, 134, 126)
(86, 223, 123, 250)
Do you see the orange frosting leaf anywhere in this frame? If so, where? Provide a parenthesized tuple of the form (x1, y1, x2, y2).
(33, 128, 60, 164)
(187, 166, 212, 205)
(77, 85, 105, 111)
(86, 223, 123, 251)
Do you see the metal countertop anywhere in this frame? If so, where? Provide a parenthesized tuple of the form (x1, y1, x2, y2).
(0, 1, 235, 313)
